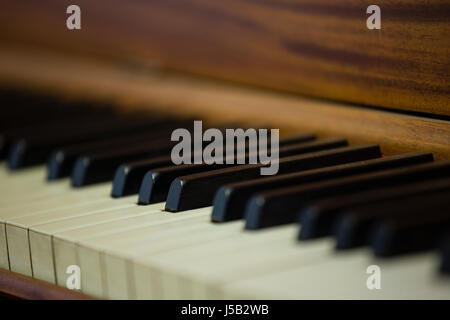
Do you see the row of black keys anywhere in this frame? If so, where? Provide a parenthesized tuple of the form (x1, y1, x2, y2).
(1, 90, 449, 274)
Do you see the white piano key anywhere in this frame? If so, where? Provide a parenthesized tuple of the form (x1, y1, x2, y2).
(0, 181, 110, 214)
(53, 237, 78, 291)
(0, 223, 8, 269)
(5, 224, 31, 275)
(0, 168, 68, 205)
(220, 249, 450, 299)
(0, 166, 44, 186)
(0, 181, 111, 272)
(57, 207, 210, 298)
(30, 202, 164, 285)
(4, 195, 141, 278)
(0, 163, 8, 179)
(70, 209, 327, 299)
(130, 223, 330, 299)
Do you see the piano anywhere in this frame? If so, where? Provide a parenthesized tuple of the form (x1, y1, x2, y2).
(0, 0, 449, 300)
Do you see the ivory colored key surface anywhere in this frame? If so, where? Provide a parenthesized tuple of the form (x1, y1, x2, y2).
(0, 166, 46, 193)
(68, 208, 330, 299)
(0, 175, 111, 209)
(0, 170, 73, 204)
(0, 175, 110, 228)
(1, 179, 68, 202)
(0, 222, 8, 270)
(221, 250, 450, 299)
(0, 166, 49, 270)
(29, 202, 164, 285)
(133, 227, 450, 299)
(82, 210, 226, 299)
(2, 164, 450, 300)
(129, 224, 330, 299)
(76, 211, 450, 300)
(0, 163, 8, 179)
(0, 178, 112, 271)
(1, 164, 44, 179)
(3, 185, 124, 223)
(54, 207, 211, 297)
(0, 182, 112, 218)
(0, 169, 116, 273)
(4, 194, 140, 277)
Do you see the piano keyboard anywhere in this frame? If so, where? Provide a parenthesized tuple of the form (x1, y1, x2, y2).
(0, 90, 449, 300)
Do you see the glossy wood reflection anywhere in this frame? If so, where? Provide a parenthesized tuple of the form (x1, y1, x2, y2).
(0, 0, 449, 115)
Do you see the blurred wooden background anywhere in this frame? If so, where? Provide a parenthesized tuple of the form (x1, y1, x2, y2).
(0, 0, 448, 115)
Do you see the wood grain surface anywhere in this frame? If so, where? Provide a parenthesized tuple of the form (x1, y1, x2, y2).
(0, 0, 448, 115)
(0, 46, 448, 161)
(0, 268, 92, 300)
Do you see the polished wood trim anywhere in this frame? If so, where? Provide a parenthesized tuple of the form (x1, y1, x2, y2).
(0, 0, 448, 115)
(0, 268, 93, 300)
(0, 45, 449, 161)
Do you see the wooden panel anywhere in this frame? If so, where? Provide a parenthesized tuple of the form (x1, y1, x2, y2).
(0, 268, 92, 300)
(0, 46, 448, 160)
(0, 0, 448, 115)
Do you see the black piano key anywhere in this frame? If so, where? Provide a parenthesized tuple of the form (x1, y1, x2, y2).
(71, 139, 177, 187)
(48, 134, 161, 181)
(111, 128, 246, 198)
(334, 190, 450, 250)
(139, 163, 215, 204)
(165, 144, 381, 212)
(135, 136, 331, 204)
(7, 113, 178, 170)
(333, 190, 450, 251)
(243, 160, 450, 230)
(212, 152, 432, 222)
(1, 101, 116, 159)
(276, 133, 316, 146)
(48, 138, 132, 181)
(7, 115, 155, 169)
(47, 120, 191, 180)
(440, 234, 450, 274)
(114, 131, 312, 198)
(111, 155, 173, 197)
(139, 138, 348, 205)
(0, 134, 6, 159)
(299, 175, 450, 240)
(278, 138, 347, 153)
(371, 207, 450, 257)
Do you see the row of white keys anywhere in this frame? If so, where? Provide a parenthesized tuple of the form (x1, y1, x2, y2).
(127, 222, 331, 300)
(2, 165, 450, 300)
(0, 166, 55, 269)
(53, 206, 211, 298)
(221, 249, 450, 299)
(68, 207, 450, 300)
(0, 166, 138, 274)
(29, 200, 165, 286)
(3, 189, 151, 277)
(0, 170, 109, 209)
(2, 167, 237, 299)
(51, 206, 331, 299)
(128, 225, 450, 299)
(0, 166, 189, 293)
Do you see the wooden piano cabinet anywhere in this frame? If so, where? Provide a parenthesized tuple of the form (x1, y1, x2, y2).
(0, 0, 448, 116)
(0, 46, 448, 161)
